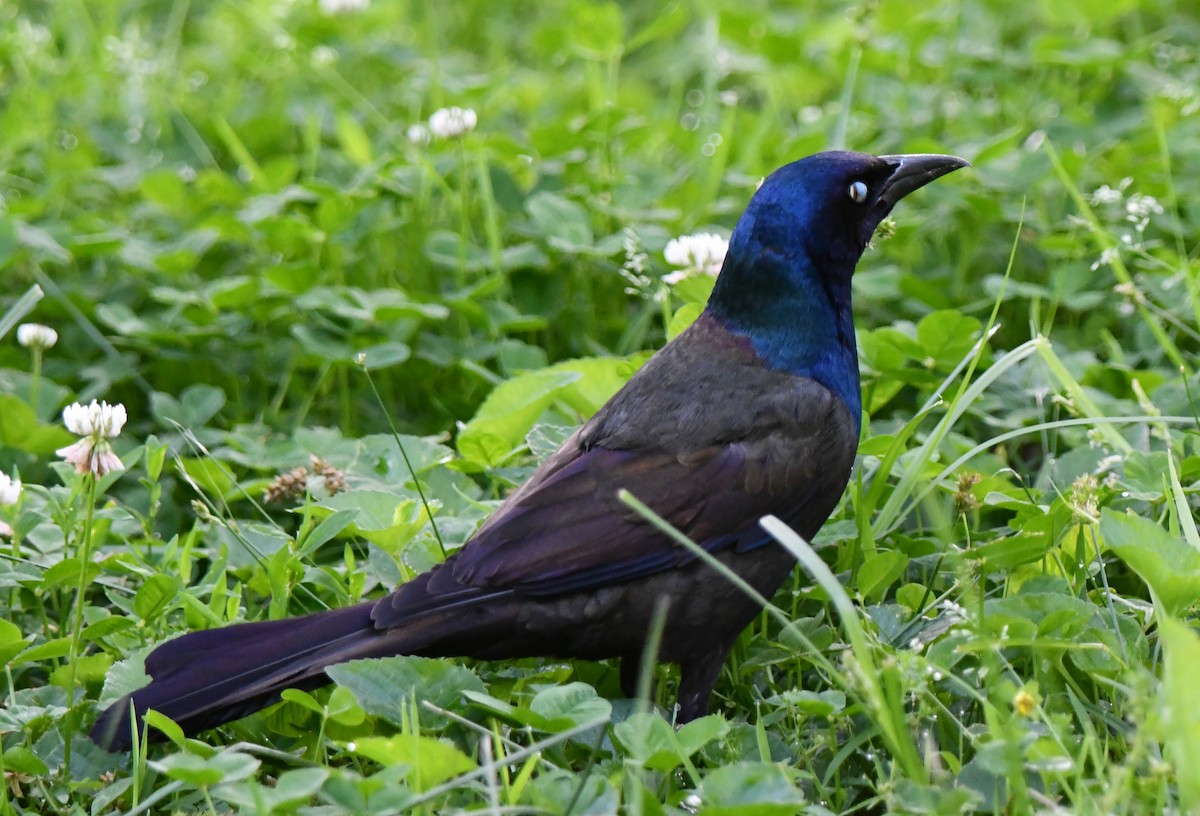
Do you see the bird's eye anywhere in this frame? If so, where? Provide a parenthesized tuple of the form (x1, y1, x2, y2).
(847, 180, 869, 203)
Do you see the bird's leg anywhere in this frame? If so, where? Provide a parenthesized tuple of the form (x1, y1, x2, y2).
(675, 639, 734, 724)
(619, 654, 654, 700)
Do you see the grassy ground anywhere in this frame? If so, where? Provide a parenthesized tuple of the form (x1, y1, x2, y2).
(2, 0, 1199, 813)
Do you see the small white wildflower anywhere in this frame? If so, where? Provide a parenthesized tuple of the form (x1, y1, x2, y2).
(406, 123, 431, 146)
(663, 232, 728, 284)
(681, 793, 703, 812)
(1114, 281, 1145, 305)
(1154, 43, 1180, 68)
(1090, 184, 1124, 206)
(1160, 80, 1195, 103)
(619, 230, 653, 297)
(1124, 193, 1163, 234)
(319, 0, 368, 13)
(938, 599, 967, 619)
(56, 400, 127, 476)
(428, 107, 477, 140)
(311, 45, 337, 67)
(16, 323, 58, 350)
(800, 105, 823, 124)
(1090, 246, 1119, 271)
(0, 473, 21, 506)
(15, 19, 52, 59)
(622, 229, 648, 276)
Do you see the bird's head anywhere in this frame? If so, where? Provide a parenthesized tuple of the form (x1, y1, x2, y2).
(706, 150, 968, 411)
(720, 151, 970, 282)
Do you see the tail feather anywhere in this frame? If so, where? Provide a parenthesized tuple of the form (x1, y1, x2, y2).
(90, 603, 379, 751)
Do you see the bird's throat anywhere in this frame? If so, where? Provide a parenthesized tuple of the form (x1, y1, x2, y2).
(709, 271, 862, 425)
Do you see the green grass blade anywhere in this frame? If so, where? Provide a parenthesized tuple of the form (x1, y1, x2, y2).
(760, 515, 926, 783)
(0, 284, 44, 340)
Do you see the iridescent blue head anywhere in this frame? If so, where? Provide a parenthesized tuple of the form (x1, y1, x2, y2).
(707, 150, 969, 425)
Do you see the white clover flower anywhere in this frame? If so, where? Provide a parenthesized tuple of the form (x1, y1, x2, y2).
(62, 400, 127, 437)
(406, 123, 431, 146)
(428, 107, 477, 140)
(16, 323, 58, 350)
(662, 232, 729, 284)
(56, 400, 127, 476)
(0, 472, 21, 506)
(319, 0, 368, 13)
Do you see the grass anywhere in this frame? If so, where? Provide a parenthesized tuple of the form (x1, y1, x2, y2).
(2, 0, 1200, 813)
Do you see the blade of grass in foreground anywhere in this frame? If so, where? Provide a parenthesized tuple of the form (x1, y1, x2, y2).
(864, 209, 1018, 538)
(0, 284, 44, 340)
(760, 515, 926, 784)
(872, 336, 1042, 535)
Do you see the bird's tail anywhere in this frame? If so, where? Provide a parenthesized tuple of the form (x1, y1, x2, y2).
(90, 603, 393, 751)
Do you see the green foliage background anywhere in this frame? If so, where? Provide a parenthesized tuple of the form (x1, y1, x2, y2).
(2, 0, 1200, 813)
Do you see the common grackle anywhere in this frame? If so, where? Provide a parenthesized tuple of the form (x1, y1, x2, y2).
(91, 151, 968, 751)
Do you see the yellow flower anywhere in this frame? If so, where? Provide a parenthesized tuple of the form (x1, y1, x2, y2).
(1013, 688, 1038, 717)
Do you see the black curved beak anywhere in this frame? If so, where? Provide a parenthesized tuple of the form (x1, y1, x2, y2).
(876, 153, 971, 208)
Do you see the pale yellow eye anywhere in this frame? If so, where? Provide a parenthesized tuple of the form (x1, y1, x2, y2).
(848, 180, 869, 203)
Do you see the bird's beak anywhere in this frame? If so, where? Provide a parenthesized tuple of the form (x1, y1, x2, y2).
(876, 153, 971, 207)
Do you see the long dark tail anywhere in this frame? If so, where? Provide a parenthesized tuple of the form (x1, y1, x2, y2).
(90, 603, 390, 751)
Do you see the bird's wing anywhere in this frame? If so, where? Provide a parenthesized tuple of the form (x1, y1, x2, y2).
(452, 437, 827, 593)
(373, 314, 858, 626)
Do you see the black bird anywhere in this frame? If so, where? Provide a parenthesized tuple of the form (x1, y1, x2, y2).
(91, 151, 968, 751)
